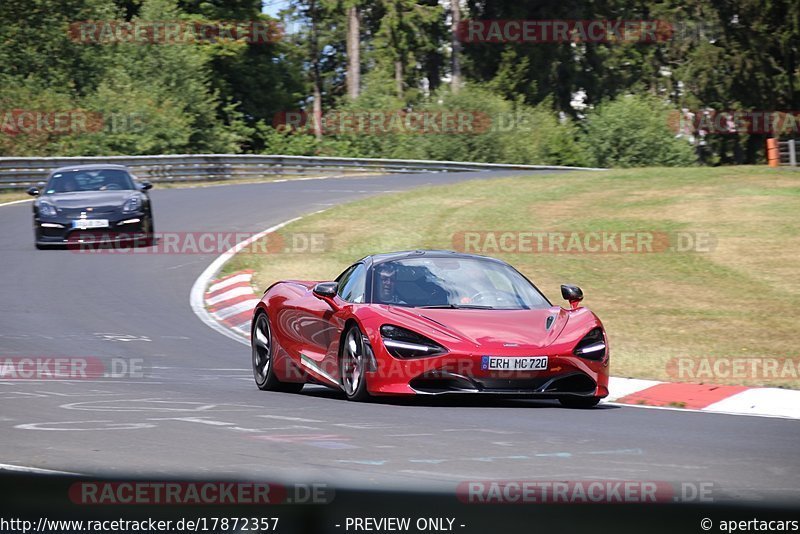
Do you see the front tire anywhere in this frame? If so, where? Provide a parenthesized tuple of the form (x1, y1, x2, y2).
(340, 325, 371, 402)
(138, 214, 155, 247)
(559, 396, 601, 409)
(252, 312, 303, 393)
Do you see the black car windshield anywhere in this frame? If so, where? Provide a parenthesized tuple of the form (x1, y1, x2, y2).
(370, 257, 550, 310)
(46, 169, 136, 193)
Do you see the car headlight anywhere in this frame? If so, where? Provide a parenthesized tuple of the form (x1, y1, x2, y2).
(380, 324, 447, 359)
(573, 327, 607, 361)
(122, 197, 140, 213)
(38, 202, 57, 217)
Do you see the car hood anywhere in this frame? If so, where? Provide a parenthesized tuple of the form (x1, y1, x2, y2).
(42, 191, 136, 210)
(385, 306, 569, 350)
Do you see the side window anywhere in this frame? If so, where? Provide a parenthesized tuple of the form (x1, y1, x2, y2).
(335, 265, 356, 290)
(338, 263, 366, 303)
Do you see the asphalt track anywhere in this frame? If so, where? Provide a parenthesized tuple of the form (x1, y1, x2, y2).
(0, 171, 797, 506)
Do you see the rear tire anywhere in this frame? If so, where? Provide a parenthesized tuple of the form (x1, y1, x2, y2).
(559, 396, 601, 409)
(340, 325, 371, 402)
(252, 311, 304, 393)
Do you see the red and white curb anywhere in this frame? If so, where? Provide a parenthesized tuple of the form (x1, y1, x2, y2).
(204, 270, 259, 339)
(607, 377, 800, 419)
(200, 270, 800, 420)
(189, 216, 302, 346)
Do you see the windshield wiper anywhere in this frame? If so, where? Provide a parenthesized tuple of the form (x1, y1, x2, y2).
(419, 304, 495, 309)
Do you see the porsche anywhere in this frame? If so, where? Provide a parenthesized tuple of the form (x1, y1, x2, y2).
(28, 164, 155, 249)
(250, 250, 609, 407)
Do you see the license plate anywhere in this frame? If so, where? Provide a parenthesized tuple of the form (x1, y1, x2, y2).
(481, 356, 548, 371)
(72, 219, 109, 229)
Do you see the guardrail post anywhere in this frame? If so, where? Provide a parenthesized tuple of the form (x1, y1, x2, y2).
(789, 140, 798, 167)
(766, 138, 780, 167)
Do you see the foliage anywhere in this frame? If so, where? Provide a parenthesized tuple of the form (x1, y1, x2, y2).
(0, 0, 797, 165)
(583, 94, 697, 167)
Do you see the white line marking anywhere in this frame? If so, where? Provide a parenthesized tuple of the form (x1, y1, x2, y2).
(0, 198, 33, 208)
(604, 401, 800, 420)
(147, 417, 235, 426)
(0, 380, 163, 384)
(0, 463, 80, 475)
(15, 420, 157, 431)
(257, 415, 324, 423)
(166, 260, 206, 271)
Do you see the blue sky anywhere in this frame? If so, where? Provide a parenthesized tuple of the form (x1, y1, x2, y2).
(262, 0, 289, 18)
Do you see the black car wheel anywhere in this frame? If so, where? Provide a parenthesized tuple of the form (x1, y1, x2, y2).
(252, 311, 304, 393)
(340, 325, 371, 402)
(130, 213, 155, 247)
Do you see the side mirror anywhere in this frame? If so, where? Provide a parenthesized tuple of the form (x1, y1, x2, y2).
(561, 284, 584, 310)
(313, 282, 338, 298)
(27, 186, 40, 197)
(313, 282, 339, 309)
(140, 180, 153, 191)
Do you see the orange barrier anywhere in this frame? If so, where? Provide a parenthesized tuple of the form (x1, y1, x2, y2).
(766, 138, 780, 167)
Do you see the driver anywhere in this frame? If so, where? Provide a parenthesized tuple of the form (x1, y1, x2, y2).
(61, 175, 78, 192)
(375, 263, 406, 305)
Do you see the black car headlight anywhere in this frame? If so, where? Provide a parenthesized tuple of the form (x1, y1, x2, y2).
(573, 327, 607, 361)
(380, 325, 447, 359)
(38, 202, 57, 217)
(122, 197, 140, 213)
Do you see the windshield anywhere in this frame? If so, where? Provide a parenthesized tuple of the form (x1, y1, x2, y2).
(46, 169, 135, 193)
(369, 257, 550, 309)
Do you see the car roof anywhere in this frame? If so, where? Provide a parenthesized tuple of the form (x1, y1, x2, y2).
(49, 164, 130, 175)
(358, 249, 506, 267)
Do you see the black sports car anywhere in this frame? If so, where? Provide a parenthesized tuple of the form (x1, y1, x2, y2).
(28, 164, 155, 249)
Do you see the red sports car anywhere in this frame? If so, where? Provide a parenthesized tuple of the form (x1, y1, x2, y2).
(250, 250, 609, 407)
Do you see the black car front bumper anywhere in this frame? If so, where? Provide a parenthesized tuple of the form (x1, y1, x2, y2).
(35, 212, 150, 247)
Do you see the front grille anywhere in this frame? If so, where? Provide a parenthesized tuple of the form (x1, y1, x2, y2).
(40, 226, 67, 238)
(409, 371, 596, 395)
(58, 207, 117, 219)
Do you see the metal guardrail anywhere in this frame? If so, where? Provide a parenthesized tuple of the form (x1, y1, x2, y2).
(778, 140, 798, 166)
(0, 154, 603, 189)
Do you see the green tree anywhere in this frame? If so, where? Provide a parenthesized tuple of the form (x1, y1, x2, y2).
(583, 94, 697, 167)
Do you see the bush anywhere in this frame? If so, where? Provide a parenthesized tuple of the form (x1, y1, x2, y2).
(583, 94, 697, 167)
(259, 84, 594, 166)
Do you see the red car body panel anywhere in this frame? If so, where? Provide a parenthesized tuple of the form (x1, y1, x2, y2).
(253, 258, 609, 399)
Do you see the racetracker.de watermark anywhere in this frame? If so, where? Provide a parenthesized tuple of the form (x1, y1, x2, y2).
(669, 110, 800, 135)
(69, 481, 332, 505)
(0, 110, 145, 136)
(452, 231, 717, 254)
(0, 356, 145, 380)
(67, 231, 327, 255)
(274, 110, 492, 135)
(666, 357, 800, 382)
(68, 20, 282, 45)
(455, 19, 716, 43)
(457, 480, 714, 504)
